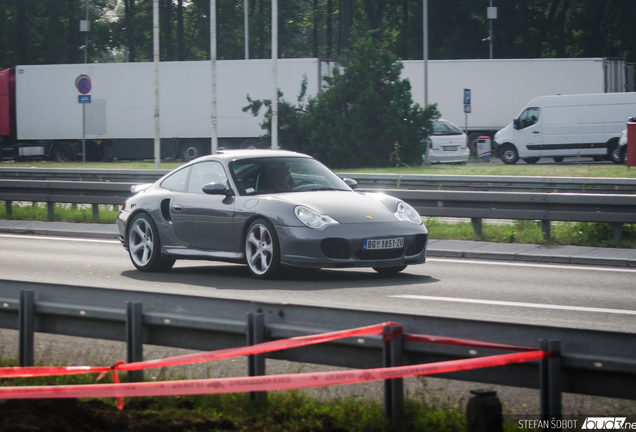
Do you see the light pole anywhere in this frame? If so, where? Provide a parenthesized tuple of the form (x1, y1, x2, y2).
(487, 1, 497, 59)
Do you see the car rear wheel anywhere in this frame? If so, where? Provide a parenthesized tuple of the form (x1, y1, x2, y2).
(553, 157, 564, 163)
(523, 157, 540, 164)
(609, 142, 623, 164)
(127, 213, 175, 272)
(373, 265, 407, 275)
(245, 218, 281, 279)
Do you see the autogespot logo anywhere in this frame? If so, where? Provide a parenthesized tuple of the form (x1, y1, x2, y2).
(582, 418, 635, 430)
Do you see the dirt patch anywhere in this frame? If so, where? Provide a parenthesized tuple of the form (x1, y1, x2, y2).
(0, 399, 237, 432)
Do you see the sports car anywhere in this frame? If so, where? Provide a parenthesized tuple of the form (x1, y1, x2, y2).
(117, 150, 428, 279)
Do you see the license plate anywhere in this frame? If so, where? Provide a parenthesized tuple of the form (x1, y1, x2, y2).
(443, 146, 458, 151)
(363, 237, 404, 250)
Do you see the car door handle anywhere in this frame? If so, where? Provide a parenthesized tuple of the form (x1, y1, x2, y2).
(533, 131, 540, 134)
(172, 205, 184, 211)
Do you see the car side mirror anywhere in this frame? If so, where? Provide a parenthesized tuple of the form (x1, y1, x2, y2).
(513, 119, 520, 130)
(343, 178, 358, 190)
(202, 182, 234, 196)
(629, 116, 635, 123)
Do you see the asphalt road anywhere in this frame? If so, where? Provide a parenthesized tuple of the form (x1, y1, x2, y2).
(1, 233, 635, 334)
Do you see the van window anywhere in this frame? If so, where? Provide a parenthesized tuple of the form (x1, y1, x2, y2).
(518, 107, 540, 129)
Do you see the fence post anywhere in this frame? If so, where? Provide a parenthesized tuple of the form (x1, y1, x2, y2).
(247, 312, 267, 402)
(471, 218, 483, 236)
(5, 200, 12, 217)
(19, 290, 35, 367)
(92, 204, 100, 220)
(466, 389, 503, 432)
(383, 325, 404, 421)
(613, 223, 623, 242)
(541, 220, 551, 240)
(540, 339, 562, 428)
(126, 302, 144, 382)
(46, 202, 54, 221)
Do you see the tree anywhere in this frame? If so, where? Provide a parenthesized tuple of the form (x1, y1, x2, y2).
(244, 36, 439, 168)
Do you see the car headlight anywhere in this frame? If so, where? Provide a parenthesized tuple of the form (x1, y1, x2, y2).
(294, 206, 339, 229)
(394, 201, 422, 224)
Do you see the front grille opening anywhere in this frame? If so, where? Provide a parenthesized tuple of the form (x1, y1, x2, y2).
(356, 248, 404, 260)
(321, 238, 350, 259)
(405, 234, 427, 256)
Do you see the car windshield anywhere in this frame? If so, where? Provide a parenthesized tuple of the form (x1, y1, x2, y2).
(432, 121, 463, 136)
(229, 157, 351, 196)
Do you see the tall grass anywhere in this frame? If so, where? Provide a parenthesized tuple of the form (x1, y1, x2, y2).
(0, 202, 119, 224)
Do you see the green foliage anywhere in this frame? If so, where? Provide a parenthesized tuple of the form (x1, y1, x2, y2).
(243, 36, 440, 168)
(0, 202, 119, 224)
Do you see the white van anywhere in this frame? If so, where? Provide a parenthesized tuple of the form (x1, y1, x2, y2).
(493, 93, 636, 164)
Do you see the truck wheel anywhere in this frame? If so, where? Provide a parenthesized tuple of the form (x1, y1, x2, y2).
(467, 133, 480, 157)
(180, 142, 203, 162)
(500, 144, 519, 165)
(619, 146, 627, 164)
(52, 143, 76, 162)
(240, 139, 260, 149)
(553, 157, 564, 163)
(523, 158, 540, 164)
(609, 142, 622, 164)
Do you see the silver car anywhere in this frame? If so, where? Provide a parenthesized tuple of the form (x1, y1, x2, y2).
(117, 150, 428, 279)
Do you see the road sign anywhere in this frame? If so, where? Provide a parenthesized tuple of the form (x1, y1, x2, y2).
(464, 88, 471, 105)
(464, 104, 471, 113)
(75, 74, 91, 95)
(78, 95, 91, 104)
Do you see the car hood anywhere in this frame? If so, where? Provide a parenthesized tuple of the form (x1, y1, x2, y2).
(272, 191, 401, 224)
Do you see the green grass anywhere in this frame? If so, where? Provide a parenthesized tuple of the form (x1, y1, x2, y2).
(2, 158, 636, 178)
(426, 218, 636, 249)
(0, 203, 119, 224)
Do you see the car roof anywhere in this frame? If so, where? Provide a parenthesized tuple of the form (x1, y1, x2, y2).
(202, 149, 310, 162)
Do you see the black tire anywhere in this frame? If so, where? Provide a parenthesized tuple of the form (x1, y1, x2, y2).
(127, 213, 175, 272)
(620, 145, 627, 164)
(500, 144, 519, 165)
(180, 141, 203, 162)
(240, 139, 260, 149)
(467, 133, 481, 157)
(523, 157, 540, 164)
(373, 265, 407, 275)
(244, 218, 281, 279)
(553, 157, 564, 163)
(52, 143, 76, 162)
(609, 142, 622, 164)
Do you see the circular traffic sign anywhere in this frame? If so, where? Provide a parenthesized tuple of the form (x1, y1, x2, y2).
(75, 74, 91, 94)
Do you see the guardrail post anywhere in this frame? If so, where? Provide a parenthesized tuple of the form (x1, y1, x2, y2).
(613, 223, 623, 242)
(466, 389, 503, 432)
(126, 302, 144, 382)
(92, 204, 99, 220)
(19, 290, 35, 367)
(540, 339, 561, 428)
(541, 220, 551, 240)
(383, 325, 404, 422)
(247, 312, 266, 402)
(5, 200, 12, 217)
(47, 202, 54, 221)
(471, 218, 483, 236)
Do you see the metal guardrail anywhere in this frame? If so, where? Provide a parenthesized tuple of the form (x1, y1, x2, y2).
(1, 179, 635, 239)
(0, 279, 634, 402)
(1, 168, 635, 194)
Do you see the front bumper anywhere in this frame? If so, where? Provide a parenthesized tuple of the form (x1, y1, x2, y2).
(276, 221, 428, 269)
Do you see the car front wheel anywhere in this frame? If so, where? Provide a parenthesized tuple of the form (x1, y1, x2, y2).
(127, 213, 175, 272)
(500, 144, 519, 165)
(245, 219, 281, 279)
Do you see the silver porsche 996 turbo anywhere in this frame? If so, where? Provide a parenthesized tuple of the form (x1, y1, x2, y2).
(117, 150, 428, 279)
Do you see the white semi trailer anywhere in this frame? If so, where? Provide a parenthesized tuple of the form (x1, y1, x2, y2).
(400, 58, 635, 155)
(1, 58, 329, 162)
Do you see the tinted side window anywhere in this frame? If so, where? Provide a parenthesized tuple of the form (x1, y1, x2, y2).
(187, 161, 228, 194)
(518, 107, 540, 129)
(160, 167, 190, 192)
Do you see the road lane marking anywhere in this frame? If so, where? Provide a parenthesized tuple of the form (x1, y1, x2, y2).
(428, 258, 636, 273)
(390, 294, 636, 316)
(0, 234, 119, 244)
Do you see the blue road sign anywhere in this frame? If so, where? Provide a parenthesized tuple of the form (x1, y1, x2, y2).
(464, 104, 471, 113)
(464, 88, 471, 105)
(78, 95, 91, 104)
(76, 74, 91, 94)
